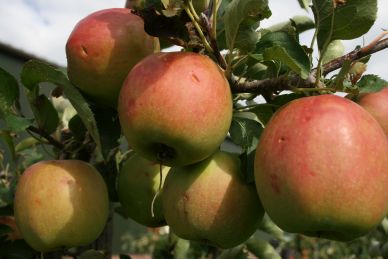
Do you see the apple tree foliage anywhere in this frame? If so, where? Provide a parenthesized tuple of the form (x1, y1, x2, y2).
(1, 0, 388, 258)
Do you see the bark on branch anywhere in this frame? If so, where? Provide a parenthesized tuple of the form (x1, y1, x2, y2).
(231, 38, 388, 94)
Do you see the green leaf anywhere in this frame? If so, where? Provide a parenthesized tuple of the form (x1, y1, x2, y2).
(68, 114, 87, 140)
(312, 0, 377, 51)
(93, 107, 121, 158)
(229, 116, 263, 153)
(248, 104, 274, 125)
(0, 183, 13, 208)
(297, 0, 310, 9)
(357, 75, 388, 93)
(234, 25, 259, 53)
(266, 15, 315, 34)
(0, 68, 19, 118)
(256, 31, 311, 79)
(333, 59, 352, 91)
(0, 130, 16, 161)
(4, 114, 32, 133)
(239, 151, 255, 184)
(15, 137, 39, 153)
(20, 60, 102, 157)
(30, 95, 59, 134)
(224, 0, 271, 52)
(19, 148, 44, 169)
(244, 63, 268, 80)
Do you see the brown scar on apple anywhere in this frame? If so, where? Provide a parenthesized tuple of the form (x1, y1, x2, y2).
(61, 177, 74, 186)
(278, 136, 287, 143)
(34, 198, 42, 206)
(270, 174, 280, 193)
(191, 72, 200, 83)
(303, 115, 312, 122)
(81, 46, 88, 56)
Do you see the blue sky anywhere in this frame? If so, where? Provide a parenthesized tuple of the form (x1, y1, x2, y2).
(0, 0, 386, 77)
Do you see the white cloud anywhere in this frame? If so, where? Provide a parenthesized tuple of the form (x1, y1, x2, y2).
(0, 0, 386, 77)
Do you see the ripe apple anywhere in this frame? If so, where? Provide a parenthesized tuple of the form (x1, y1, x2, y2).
(254, 94, 388, 241)
(357, 87, 388, 136)
(117, 153, 169, 227)
(118, 52, 233, 166)
(14, 160, 109, 252)
(66, 8, 159, 107)
(162, 150, 264, 248)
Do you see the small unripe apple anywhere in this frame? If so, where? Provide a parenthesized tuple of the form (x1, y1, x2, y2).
(357, 87, 388, 136)
(66, 8, 159, 107)
(14, 160, 109, 252)
(192, 0, 210, 13)
(118, 52, 233, 166)
(162, 150, 264, 248)
(117, 153, 169, 227)
(255, 94, 388, 241)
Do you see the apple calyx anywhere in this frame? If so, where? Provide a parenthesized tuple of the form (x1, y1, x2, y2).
(154, 143, 176, 164)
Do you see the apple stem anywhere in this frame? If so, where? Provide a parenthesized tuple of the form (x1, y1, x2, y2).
(183, 1, 214, 54)
(150, 163, 164, 218)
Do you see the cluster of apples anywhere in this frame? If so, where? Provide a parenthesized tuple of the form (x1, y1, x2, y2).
(12, 6, 388, 253)
(13, 7, 262, 252)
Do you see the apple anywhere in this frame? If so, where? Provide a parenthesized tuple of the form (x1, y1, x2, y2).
(14, 160, 109, 252)
(66, 8, 159, 107)
(125, 0, 145, 9)
(357, 87, 388, 136)
(117, 153, 169, 227)
(118, 52, 233, 166)
(192, 0, 210, 14)
(162, 150, 264, 248)
(254, 94, 388, 241)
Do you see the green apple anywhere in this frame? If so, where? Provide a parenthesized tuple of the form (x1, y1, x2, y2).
(192, 0, 210, 13)
(162, 150, 264, 248)
(14, 160, 109, 252)
(117, 153, 169, 227)
(357, 87, 388, 136)
(125, 0, 145, 9)
(118, 52, 233, 167)
(66, 8, 159, 107)
(255, 94, 388, 241)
